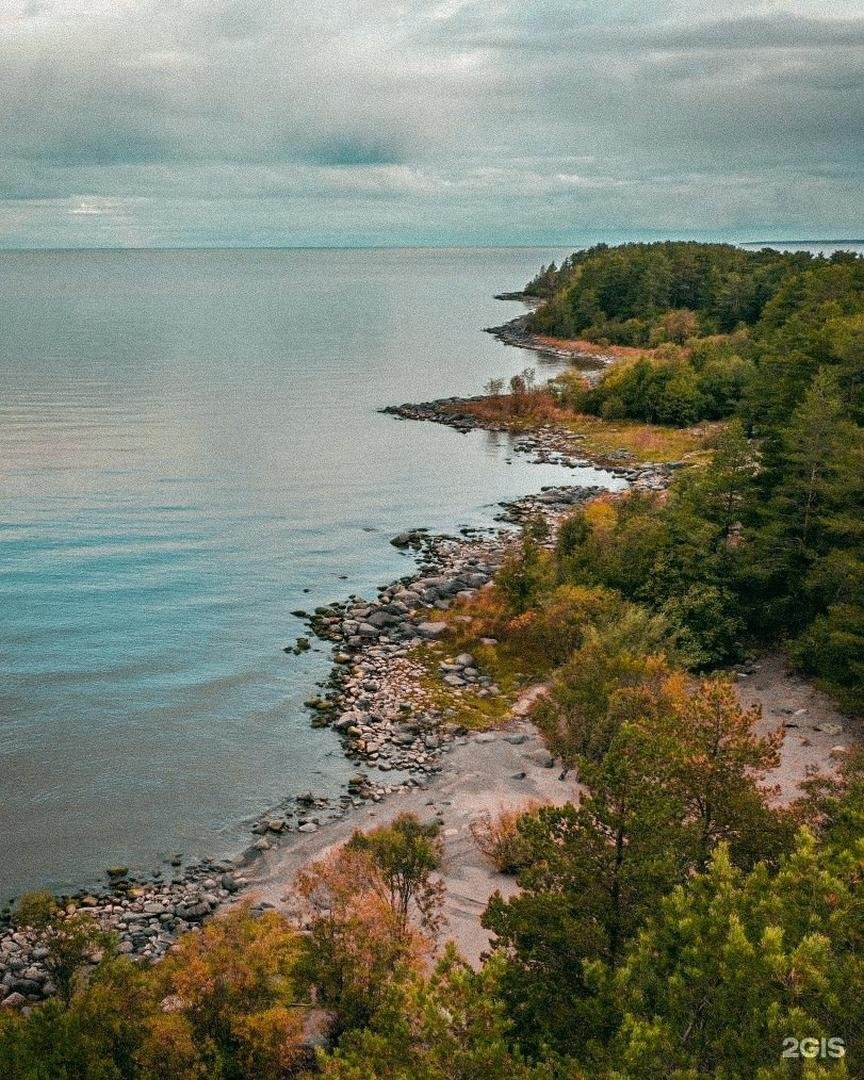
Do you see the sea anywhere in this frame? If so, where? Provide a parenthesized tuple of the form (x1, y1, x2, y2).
(0, 246, 628, 897)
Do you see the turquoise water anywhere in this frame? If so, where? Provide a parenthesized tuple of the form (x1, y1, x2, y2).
(0, 247, 624, 896)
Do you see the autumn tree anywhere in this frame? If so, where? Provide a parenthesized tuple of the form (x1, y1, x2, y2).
(531, 610, 671, 772)
(661, 677, 787, 869)
(295, 815, 442, 1034)
(345, 813, 444, 937)
(140, 905, 306, 1079)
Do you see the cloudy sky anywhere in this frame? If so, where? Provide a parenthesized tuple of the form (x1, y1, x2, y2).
(0, 0, 861, 248)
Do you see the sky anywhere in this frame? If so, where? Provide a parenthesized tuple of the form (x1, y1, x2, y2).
(0, 0, 861, 248)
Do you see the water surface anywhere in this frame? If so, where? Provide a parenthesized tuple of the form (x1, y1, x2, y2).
(0, 248, 624, 896)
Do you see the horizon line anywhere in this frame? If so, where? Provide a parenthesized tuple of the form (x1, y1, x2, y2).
(0, 239, 859, 253)
(0, 238, 862, 254)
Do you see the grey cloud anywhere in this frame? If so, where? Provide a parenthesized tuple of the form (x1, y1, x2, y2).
(308, 137, 409, 168)
(0, 0, 861, 246)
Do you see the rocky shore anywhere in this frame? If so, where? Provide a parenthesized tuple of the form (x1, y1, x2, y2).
(0, 481, 609, 1006)
(1, 382, 672, 1009)
(382, 398, 671, 490)
(484, 309, 618, 376)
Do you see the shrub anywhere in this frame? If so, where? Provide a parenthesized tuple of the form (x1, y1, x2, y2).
(13, 891, 114, 1005)
(470, 803, 542, 874)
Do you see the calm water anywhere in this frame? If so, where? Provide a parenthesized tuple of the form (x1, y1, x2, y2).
(0, 247, 625, 896)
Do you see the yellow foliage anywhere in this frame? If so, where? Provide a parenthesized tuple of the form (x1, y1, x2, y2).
(583, 498, 618, 536)
(140, 905, 306, 1079)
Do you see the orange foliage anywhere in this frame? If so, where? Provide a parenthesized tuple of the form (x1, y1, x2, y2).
(470, 801, 544, 874)
(138, 905, 308, 1079)
(531, 335, 656, 360)
(444, 390, 568, 427)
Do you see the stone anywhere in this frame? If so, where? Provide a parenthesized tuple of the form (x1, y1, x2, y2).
(298, 822, 319, 833)
(177, 901, 212, 920)
(367, 611, 398, 629)
(526, 747, 554, 768)
(454, 653, 475, 668)
(417, 621, 448, 639)
(474, 733, 496, 743)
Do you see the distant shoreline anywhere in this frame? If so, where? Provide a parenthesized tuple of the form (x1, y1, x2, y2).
(1, 239, 861, 255)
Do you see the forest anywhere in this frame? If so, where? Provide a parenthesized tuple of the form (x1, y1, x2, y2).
(517, 243, 864, 710)
(3, 242, 862, 1078)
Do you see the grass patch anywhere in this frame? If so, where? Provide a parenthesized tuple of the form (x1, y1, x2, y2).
(531, 335, 656, 361)
(406, 640, 531, 732)
(439, 388, 718, 466)
(562, 413, 718, 464)
(441, 390, 568, 430)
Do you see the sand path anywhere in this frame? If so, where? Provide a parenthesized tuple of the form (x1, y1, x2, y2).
(240, 652, 858, 963)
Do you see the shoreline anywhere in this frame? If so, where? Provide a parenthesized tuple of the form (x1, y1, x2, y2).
(485, 299, 661, 382)
(485, 305, 620, 377)
(0, 385, 647, 995)
(3, 314, 857, 1002)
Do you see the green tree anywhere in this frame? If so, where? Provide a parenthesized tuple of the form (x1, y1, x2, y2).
(319, 948, 551, 1080)
(609, 837, 862, 1078)
(346, 814, 444, 937)
(746, 369, 864, 639)
(496, 537, 553, 615)
(14, 891, 114, 1005)
(483, 723, 693, 1054)
(532, 615, 671, 771)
